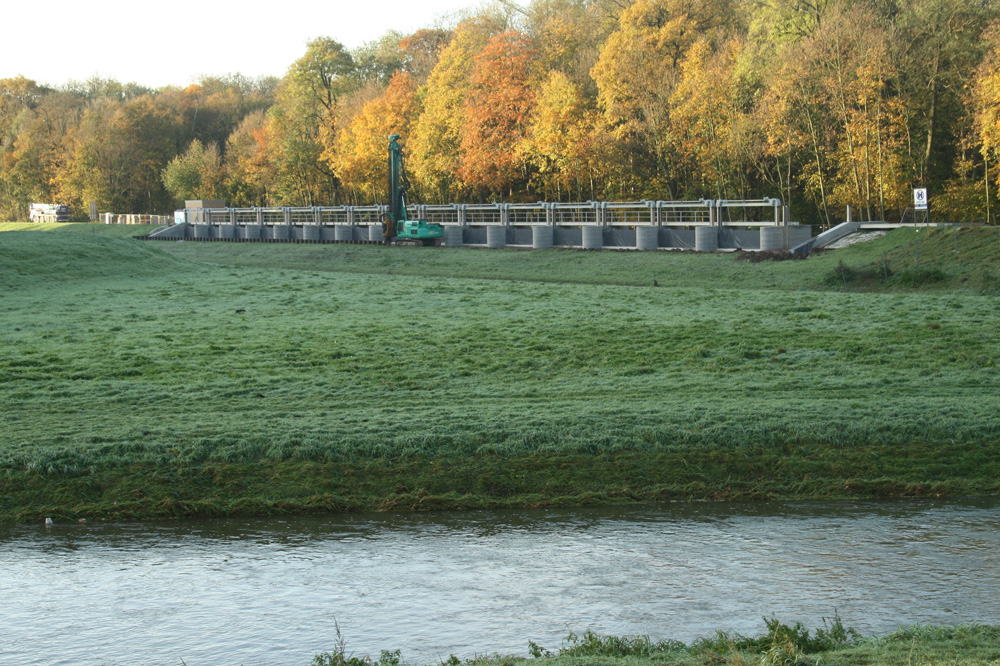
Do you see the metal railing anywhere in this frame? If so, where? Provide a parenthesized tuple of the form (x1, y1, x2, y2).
(178, 199, 786, 227)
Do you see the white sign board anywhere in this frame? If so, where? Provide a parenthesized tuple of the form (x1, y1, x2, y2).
(913, 188, 928, 211)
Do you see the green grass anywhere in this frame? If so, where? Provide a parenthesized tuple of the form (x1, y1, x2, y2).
(2, 225, 1000, 522)
(150, 224, 1000, 292)
(313, 622, 1000, 666)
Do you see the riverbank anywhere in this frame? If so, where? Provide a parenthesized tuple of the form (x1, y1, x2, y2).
(347, 623, 1000, 666)
(2, 225, 999, 522)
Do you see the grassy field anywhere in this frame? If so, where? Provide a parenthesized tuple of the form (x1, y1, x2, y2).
(313, 622, 1000, 666)
(2, 223, 1000, 522)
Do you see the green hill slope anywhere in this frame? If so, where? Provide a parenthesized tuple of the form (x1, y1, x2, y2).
(0, 231, 188, 289)
(1, 226, 998, 522)
(151, 226, 1000, 292)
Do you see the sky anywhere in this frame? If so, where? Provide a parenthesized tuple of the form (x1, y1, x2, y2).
(3, 0, 480, 89)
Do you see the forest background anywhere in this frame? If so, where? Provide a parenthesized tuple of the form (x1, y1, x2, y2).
(2, 0, 1000, 227)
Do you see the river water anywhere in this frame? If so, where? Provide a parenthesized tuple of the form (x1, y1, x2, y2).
(2, 498, 999, 666)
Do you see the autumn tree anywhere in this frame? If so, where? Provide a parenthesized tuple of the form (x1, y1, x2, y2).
(325, 72, 420, 204)
(591, 0, 740, 197)
(399, 29, 453, 84)
(55, 95, 179, 214)
(524, 0, 612, 96)
(971, 22, 1000, 219)
(459, 30, 539, 198)
(410, 16, 504, 201)
(524, 70, 603, 199)
(223, 110, 273, 207)
(0, 77, 55, 218)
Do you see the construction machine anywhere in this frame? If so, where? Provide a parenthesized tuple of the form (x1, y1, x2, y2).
(384, 134, 443, 245)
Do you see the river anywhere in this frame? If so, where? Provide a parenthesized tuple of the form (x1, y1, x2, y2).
(2, 498, 998, 666)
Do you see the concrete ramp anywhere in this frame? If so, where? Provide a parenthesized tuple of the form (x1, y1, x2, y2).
(148, 223, 188, 239)
(791, 221, 861, 254)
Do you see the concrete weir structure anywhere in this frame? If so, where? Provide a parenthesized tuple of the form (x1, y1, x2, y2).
(154, 199, 814, 251)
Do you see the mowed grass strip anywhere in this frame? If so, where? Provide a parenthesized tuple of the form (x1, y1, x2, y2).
(1, 228, 999, 521)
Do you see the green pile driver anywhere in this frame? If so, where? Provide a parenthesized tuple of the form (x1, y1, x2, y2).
(383, 134, 443, 245)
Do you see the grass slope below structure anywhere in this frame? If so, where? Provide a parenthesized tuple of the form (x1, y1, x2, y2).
(1, 227, 1000, 522)
(154, 224, 1000, 292)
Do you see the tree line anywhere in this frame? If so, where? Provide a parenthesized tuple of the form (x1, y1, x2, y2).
(2, 0, 999, 225)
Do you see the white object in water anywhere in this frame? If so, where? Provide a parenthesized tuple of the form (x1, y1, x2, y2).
(44, 517, 53, 527)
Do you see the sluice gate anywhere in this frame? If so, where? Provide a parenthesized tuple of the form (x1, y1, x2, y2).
(151, 199, 814, 251)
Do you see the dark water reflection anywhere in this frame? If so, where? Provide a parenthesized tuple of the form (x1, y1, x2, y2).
(2, 498, 999, 666)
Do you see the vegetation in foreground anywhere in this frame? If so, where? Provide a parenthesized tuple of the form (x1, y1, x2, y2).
(2, 225, 1000, 523)
(313, 621, 1000, 666)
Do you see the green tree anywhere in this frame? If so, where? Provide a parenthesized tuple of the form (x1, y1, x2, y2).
(265, 38, 358, 204)
(162, 139, 224, 204)
(896, 0, 994, 185)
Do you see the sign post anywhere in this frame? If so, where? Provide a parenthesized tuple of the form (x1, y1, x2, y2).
(913, 188, 929, 224)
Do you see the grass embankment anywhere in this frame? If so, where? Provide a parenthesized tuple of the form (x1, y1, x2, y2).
(2, 225, 1000, 522)
(318, 622, 1000, 666)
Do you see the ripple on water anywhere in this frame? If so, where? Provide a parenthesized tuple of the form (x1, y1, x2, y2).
(2, 498, 999, 666)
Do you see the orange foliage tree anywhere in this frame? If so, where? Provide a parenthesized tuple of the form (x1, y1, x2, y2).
(458, 30, 539, 199)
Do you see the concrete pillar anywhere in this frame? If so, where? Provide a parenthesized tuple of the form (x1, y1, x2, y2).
(486, 225, 506, 248)
(695, 226, 718, 252)
(532, 225, 553, 249)
(636, 226, 658, 251)
(581, 225, 603, 249)
(444, 226, 464, 247)
(760, 226, 785, 250)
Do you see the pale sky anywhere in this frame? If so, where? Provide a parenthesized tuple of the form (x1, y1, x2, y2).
(3, 0, 480, 89)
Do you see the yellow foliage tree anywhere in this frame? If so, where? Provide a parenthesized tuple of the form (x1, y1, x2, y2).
(669, 38, 744, 198)
(324, 72, 419, 205)
(409, 18, 502, 202)
(591, 0, 739, 195)
(973, 25, 1000, 193)
(524, 71, 602, 200)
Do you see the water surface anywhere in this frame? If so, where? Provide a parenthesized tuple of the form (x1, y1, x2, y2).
(2, 498, 998, 666)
